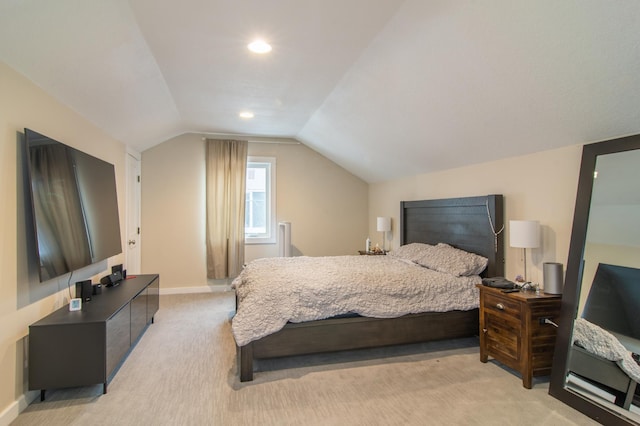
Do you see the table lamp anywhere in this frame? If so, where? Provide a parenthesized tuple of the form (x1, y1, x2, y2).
(377, 217, 391, 252)
(509, 220, 540, 282)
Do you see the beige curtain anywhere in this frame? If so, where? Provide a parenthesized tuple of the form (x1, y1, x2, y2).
(205, 139, 248, 279)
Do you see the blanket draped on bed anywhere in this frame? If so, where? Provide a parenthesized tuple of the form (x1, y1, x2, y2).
(572, 318, 640, 383)
(231, 256, 481, 346)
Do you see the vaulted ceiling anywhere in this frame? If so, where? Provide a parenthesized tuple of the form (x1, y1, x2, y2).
(1, 1, 639, 182)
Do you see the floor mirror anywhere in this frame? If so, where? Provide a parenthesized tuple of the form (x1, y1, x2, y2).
(549, 134, 640, 425)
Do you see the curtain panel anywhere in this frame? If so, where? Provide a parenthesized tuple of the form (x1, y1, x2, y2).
(205, 139, 248, 279)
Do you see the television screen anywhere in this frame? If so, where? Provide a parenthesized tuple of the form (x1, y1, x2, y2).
(582, 263, 640, 341)
(25, 128, 122, 282)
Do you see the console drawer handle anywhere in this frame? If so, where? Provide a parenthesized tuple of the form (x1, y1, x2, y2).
(496, 303, 505, 310)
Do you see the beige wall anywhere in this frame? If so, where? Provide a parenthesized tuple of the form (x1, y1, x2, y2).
(0, 62, 127, 423)
(141, 135, 369, 291)
(245, 141, 368, 260)
(140, 134, 207, 291)
(369, 145, 583, 288)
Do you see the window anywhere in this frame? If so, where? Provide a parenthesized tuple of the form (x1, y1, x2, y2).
(245, 157, 276, 243)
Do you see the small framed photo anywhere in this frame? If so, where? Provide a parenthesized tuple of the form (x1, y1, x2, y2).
(69, 298, 82, 311)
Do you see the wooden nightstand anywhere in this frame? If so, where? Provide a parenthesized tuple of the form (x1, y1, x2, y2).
(477, 284, 561, 388)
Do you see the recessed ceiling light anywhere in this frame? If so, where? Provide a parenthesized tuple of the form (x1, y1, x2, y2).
(248, 39, 272, 54)
(239, 111, 254, 119)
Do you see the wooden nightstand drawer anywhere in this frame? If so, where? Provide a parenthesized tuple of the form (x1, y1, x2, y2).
(477, 285, 561, 389)
(485, 313, 520, 362)
(483, 292, 521, 320)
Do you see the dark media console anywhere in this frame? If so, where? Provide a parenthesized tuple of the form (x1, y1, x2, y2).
(29, 274, 159, 400)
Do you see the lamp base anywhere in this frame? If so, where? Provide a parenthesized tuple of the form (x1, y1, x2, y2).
(523, 247, 531, 283)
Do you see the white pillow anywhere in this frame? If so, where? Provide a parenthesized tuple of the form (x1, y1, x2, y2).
(414, 243, 488, 277)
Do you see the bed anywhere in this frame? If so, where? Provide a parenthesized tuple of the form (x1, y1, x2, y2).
(234, 194, 504, 382)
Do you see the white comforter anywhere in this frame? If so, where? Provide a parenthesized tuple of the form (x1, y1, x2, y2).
(572, 318, 640, 383)
(231, 255, 481, 346)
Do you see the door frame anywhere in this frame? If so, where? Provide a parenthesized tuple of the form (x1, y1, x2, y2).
(125, 149, 142, 273)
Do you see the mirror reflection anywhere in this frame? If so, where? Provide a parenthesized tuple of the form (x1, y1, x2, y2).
(564, 149, 640, 422)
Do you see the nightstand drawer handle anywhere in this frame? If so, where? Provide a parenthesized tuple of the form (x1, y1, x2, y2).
(496, 303, 505, 310)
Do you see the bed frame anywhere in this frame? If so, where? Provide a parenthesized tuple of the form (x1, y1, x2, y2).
(238, 194, 504, 382)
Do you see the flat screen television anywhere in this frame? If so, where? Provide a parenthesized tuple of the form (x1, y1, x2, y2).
(24, 128, 122, 282)
(582, 263, 640, 353)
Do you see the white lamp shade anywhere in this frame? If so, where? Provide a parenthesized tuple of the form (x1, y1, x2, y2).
(377, 217, 391, 232)
(509, 220, 540, 248)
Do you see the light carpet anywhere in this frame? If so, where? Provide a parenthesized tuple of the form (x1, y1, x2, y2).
(12, 292, 597, 425)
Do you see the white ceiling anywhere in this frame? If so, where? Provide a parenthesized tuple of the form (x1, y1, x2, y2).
(1, 0, 639, 183)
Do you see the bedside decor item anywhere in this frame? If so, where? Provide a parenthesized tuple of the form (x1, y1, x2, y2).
(358, 249, 385, 255)
(377, 216, 391, 252)
(543, 262, 563, 294)
(509, 220, 540, 282)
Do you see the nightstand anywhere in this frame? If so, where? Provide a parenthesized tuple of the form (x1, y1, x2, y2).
(477, 285, 561, 388)
(358, 250, 386, 255)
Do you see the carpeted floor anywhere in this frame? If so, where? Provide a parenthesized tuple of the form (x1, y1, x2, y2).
(13, 292, 597, 425)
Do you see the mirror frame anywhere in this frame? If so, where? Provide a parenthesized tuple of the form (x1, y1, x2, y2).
(549, 133, 640, 425)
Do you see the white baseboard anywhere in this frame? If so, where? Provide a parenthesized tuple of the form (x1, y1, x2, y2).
(160, 285, 232, 295)
(0, 391, 38, 426)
